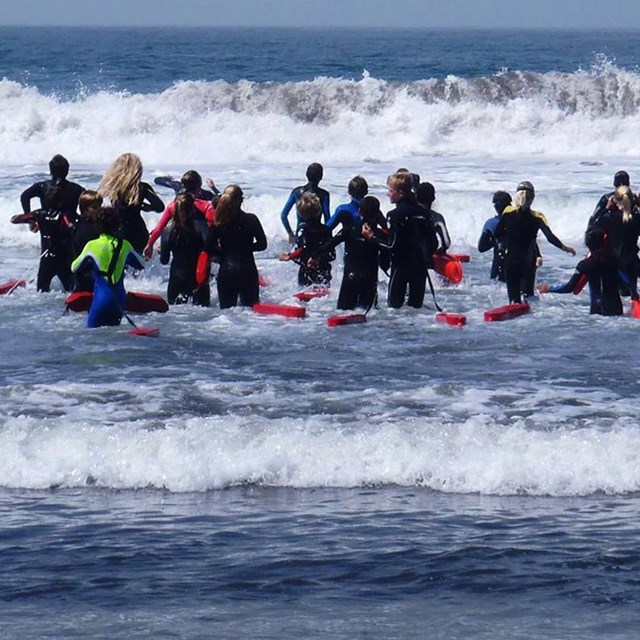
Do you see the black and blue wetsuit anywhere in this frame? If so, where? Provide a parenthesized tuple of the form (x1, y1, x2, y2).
(478, 215, 507, 281)
(293, 219, 335, 286)
(280, 183, 330, 237)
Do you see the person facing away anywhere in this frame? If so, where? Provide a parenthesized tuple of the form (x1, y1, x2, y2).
(591, 185, 640, 297)
(20, 154, 85, 223)
(98, 152, 164, 254)
(496, 181, 575, 304)
(538, 227, 624, 316)
(587, 170, 630, 231)
(478, 190, 512, 282)
(280, 192, 335, 287)
(385, 171, 438, 309)
(144, 170, 215, 260)
(415, 181, 451, 254)
(71, 206, 145, 328)
(319, 195, 394, 310)
(160, 193, 210, 307)
(72, 190, 103, 293)
(153, 173, 219, 201)
(325, 175, 369, 232)
(201, 185, 267, 309)
(280, 162, 330, 243)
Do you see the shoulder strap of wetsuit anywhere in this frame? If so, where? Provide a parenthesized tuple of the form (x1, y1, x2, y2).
(105, 237, 124, 285)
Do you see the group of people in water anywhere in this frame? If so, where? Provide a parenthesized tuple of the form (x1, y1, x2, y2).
(10, 152, 640, 328)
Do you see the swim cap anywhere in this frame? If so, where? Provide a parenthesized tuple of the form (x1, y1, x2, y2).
(516, 181, 535, 195)
(614, 170, 630, 187)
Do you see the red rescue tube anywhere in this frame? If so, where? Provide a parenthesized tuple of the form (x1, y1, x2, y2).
(630, 300, 640, 318)
(293, 287, 330, 301)
(435, 312, 467, 327)
(253, 303, 306, 318)
(65, 291, 93, 312)
(327, 313, 367, 327)
(65, 291, 169, 314)
(572, 274, 588, 295)
(448, 253, 470, 263)
(432, 254, 463, 284)
(0, 279, 26, 295)
(128, 327, 161, 338)
(483, 303, 530, 322)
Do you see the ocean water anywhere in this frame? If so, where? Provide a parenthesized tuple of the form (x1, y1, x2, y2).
(2, 26, 640, 639)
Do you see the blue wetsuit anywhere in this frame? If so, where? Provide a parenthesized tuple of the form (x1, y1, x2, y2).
(326, 198, 362, 231)
(71, 234, 145, 328)
(280, 183, 330, 237)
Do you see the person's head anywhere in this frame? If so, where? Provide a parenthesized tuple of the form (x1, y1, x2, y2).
(49, 154, 70, 181)
(614, 170, 630, 188)
(94, 206, 121, 236)
(387, 172, 414, 203)
(98, 153, 143, 206)
(78, 190, 103, 219)
(613, 185, 634, 223)
(214, 184, 244, 227)
(305, 162, 323, 185)
(296, 192, 322, 221)
(348, 175, 368, 200)
(514, 181, 535, 209)
(416, 182, 436, 207)
(584, 227, 607, 253)
(358, 195, 382, 226)
(492, 190, 512, 215)
(396, 168, 420, 191)
(181, 170, 203, 193)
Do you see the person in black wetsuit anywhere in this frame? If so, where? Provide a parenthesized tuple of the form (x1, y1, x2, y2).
(496, 181, 576, 304)
(280, 193, 335, 287)
(20, 154, 84, 225)
(316, 195, 394, 310)
(160, 193, 209, 306)
(538, 227, 625, 315)
(385, 171, 438, 308)
(98, 153, 164, 254)
(72, 190, 102, 292)
(590, 185, 640, 297)
(478, 190, 511, 282)
(415, 182, 451, 254)
(153, 172, 219, 202)
(280, 162, 330, 243)
(202, 185, 267, 309)
(587, 170, 630, 231)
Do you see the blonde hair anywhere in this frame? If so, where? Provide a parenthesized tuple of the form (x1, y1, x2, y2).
(98, 153, 143, 207)
(296, 192, 321, 221)
(515, 188, 535, 210)
(214, 185, 244, 227)
(614, 185, 634, 224)
(386, 172, 413, 196)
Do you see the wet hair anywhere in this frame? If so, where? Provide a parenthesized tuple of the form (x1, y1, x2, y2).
(173, 193, 196, 234)
(78, 190, 103, 217)
(584, 227, 606, 253)
(515, 181, 535, 210)
(296, 192, 322, 221)
(387, 172, 414, 196)
(348, 175, 368, 199)
(613, 185, 634, 224)
(49, 154, 69, 180)
(614, 170, 630, 188)
(181, 170, 203, 193)
(359, 195, 382, 225)
(305, 162, 323, 184)
(94, 206, 121, 236)
(98, 153, 143, 207)
(214, 184, 244, 227)
(492, 190, 512, 213)
(416, 182, 436, 206)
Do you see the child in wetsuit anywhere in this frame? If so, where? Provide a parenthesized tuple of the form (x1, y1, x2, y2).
(71, 206, 145, 328)
(280, 192, 335, 287)
(72, 190, 102, 292)
(159, 193, 209, 306)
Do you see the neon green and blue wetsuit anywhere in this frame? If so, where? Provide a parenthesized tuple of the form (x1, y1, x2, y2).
(71, 234, 145, 327)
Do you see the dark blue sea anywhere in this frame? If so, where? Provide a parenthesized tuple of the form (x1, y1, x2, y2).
(2, 27, 640, 639)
